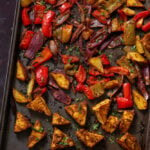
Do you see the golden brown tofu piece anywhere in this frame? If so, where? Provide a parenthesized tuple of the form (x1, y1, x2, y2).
(102, 115, 119, 133)
(90, 82, 104, 98)
(14, 112, 32, 133)
(82, 28, 94, 40)
(51, 127, 75, 150)
(76, 129, 104, 148)
(127, 0, 144, 7)
(28, 120, 46, 148)
(132, 89, 147, 110)
(26, 96, 51, 116)
(119, 110, 135, 133)
(104, 80, 119, 89)
(88, 57, 104, 73)
(117, 132, 141, 150)
(50, 72, 70, 90)
(13, 88, 30, 103)
(16, 59, 27, 81)
(92, 99, 111, 124)
(52, 112, 71, 126)
(65, 101, 87, 126)
(111, 18, 121, 32)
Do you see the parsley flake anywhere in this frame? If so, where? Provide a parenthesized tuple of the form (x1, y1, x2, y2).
(93, 123, 100, 131)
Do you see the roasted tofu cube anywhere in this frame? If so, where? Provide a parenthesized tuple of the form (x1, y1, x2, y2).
(117, 132, 141, 150)
(111, 18, 121, 32)
(132, 89, 147, 110)
(65, 101, 87, 126)
(119, 110, 135, 133)
(104, 80, 119, 89)
(127, 0, 144, 7)
(90, 83, 104, 98)
(14, 112, 32, 133)
(102, 115, 119, 133)
(13, 88, 30, 103)
(76, 129, 104, 148)
(28, 120, 46, 148)
(92, 99, 111, 124)
(16, 59, 28, 81)
(50, 71, 70, 90)
(52, 112, 70, 126)
(89, 57, 104, 73)
(26, 96, 51, 116)
(51, 127, 75, 150)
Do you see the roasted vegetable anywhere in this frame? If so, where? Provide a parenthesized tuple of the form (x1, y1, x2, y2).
(50, 70, 70, 90)
(92, 99, 111, 124)
(26, 96, 51, 116)
(52, 112, 70, 126)
(65, 101, 87, 126)
(127, 52, 147, 63)
(13, 88, 30, 103)
(82, 28, 94, 40)
(51, 128, 75, 150)
(16, 59, 27, 81)
(142, 33, 150, 52)
(90, 82, 104, 98)
(122, 8, 135, 16)
(119, 110, 135, 133)
(21, 0, 32, 7)
(14, 112, 32, 133)
(102, 115, 119, 133)
(75, 65, 86, 83)
(124, 20, 136, 46)
(28, 120, 46, 148)
(76, 129, 104, 148)
(132, 89, 147, 110)
(136, 35, 144, 54)
(111, 18, 121, 32)
(127, 0, 144, 7)
(117, 132, 141, 150)
(117, 97, 133, 109)
(89, 57, 104, 73)
(104, 80, 119, 89)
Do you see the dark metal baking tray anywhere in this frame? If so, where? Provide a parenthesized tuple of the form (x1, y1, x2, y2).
(0, 0, 150, 149)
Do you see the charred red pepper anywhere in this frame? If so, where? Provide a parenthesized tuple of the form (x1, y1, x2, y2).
(42, 10, 56, 38)
(83, 85, 94, 100)
(118, 9, 127, 22)
(116, 97, 133, 109)
(34, 4, 46, 24)
(75, 65, 86, 83)
(19, 30, 34, 50)
(32, 46, 52, 67)
(100, 54, 110, 66)
(142, 21, 150, 32)
(123, 83, 132, 100)
(59, 2, 72, 14)
(33, 87, 47, 98)
(76, 83, 84, 92)
(61, 55, 79, 64)
(107, 66, 130, 76)
(22, 8, 31, 26)
(92, 10, 107, 24)
(45, 0, 56, 4)
(133, 10, 150, 22)
(36, 65, 49, 87)
(89, 67, 100, 76)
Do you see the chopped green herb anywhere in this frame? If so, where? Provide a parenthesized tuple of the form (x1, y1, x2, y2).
(35, 137, 39, 141)
(93, 123, 100, 131)
(98, 131, 102, 135)
(96, 39, 99, 43)
(130, 69, 134, 73)
(68, 58, 72, 63)
(78, 103, 81, 114)
(36, 52, 42, 57)
(131, 45, 137, 51)
(59, 137, 69, 146)
(41, 77, 44, 83)
(41, 0, 46, 5)
(32, 127, 43, 133)
(68, 47, 74, 52)
(109, 135, 115, 144)
(101, 12, 105, 16)
(76, 46, 79, 51)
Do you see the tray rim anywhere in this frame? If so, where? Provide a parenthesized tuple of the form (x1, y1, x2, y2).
(0, 0, 150, 149)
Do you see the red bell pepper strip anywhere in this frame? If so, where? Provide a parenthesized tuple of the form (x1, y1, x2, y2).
(59, 2, 72, 14)
(36, 65, 49, 87)
(107, 66, 130, 76)
(133, 10, 150, 22)
(34, 4, 46, 24)
(76, 83, 84, 92)
(136, 18, 144, 29)
(92, 10, 107, 25)
(89, 67, 100, 76)
(32, 46, 52, 67)
(142, 21, 150, 32)
(33, 87, 47, 98)
(116, 97, 133, 109)
(70, 0, 75, 6)
(61, 55, 79, 64)
(118, 9, 127, 22)
(75, 65, 86, 83)
(22, 8, 31, 26)
(42, 10, 56, 38)
(99, 54, 110, 66)
(19, 30, 34, 50)
(123, 83, 132, 100)
(45, 0, 56, 4)
(83, 85, 94, 100)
